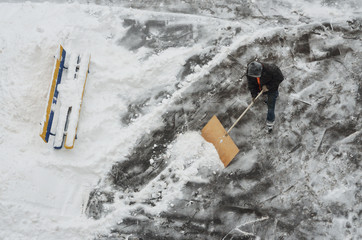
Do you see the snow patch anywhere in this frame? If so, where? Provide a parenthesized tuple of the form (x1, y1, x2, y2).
(131, 132, 223, 214)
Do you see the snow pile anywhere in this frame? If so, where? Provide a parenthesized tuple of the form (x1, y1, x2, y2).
(112, 132, 223, 215)
(138, 132, 223, 209)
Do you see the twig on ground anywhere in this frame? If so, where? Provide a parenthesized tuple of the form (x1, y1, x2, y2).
(316, 128, 327, 152)
(222, 216, 269, 240)
(260, 184, 296, 204)
(293, 98, 312, 106)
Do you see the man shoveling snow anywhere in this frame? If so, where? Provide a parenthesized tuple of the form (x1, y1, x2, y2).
(246, 61, 284, 133)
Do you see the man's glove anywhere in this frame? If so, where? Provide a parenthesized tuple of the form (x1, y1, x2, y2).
(262, 85, 269, 92)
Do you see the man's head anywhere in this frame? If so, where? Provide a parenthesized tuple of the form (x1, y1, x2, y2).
(247, 61, 262, 77)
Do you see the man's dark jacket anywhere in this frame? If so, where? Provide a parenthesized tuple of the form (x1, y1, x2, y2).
(247, 62, 284, 98)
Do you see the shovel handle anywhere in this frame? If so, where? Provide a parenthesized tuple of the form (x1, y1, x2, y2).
(226, 90, 264, 135)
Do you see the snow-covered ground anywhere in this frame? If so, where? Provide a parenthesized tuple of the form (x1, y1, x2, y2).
(0, 1, 361, 239)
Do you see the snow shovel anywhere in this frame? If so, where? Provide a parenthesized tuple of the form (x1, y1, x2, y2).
(201, 90, 264, 167)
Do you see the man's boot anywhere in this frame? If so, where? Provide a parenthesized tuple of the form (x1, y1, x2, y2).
(266, 121, 274, 133)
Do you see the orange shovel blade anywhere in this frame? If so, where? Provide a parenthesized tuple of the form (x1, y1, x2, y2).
(201, 115, 240, 167)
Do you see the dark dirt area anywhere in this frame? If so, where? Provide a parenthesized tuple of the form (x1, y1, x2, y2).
(88, 17, 362, 239)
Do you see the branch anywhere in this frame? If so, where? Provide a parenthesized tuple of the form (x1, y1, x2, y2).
(222, 216, 269, 240)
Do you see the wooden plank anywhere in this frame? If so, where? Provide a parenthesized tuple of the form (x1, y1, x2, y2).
(40, 45, 64, 142)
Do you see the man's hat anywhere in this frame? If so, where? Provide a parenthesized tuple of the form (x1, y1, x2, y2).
(247, 62, 262, 77)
